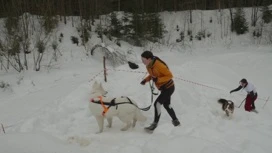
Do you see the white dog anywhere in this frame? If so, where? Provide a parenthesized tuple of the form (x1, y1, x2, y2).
(89, 81, 147, 133)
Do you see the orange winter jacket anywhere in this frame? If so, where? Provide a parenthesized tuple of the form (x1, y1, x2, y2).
(144, 57, 174, 90)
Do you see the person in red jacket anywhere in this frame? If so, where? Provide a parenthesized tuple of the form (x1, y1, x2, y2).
(140, 51, 180, 132)
(230, 78, 258, 112)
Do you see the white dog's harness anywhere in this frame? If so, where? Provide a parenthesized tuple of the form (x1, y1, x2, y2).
(90, 96, 135, 116)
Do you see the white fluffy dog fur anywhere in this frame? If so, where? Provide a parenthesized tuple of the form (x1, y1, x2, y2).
(89, 81, 147, 133)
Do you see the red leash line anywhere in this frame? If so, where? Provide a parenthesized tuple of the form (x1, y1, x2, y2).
(174, 76, 221, 90)
(102, 68, 271, 102)
(107, 68, 146, 74)
(88, 70, 104, 82)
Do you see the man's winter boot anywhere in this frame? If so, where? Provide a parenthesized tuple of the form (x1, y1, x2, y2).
(172, 119, 180, 126)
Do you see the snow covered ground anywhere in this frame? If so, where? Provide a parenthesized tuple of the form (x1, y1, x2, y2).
(0, 9, 272, 153)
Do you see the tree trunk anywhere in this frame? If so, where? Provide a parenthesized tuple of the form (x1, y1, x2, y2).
(118, 0, 121, 11)
(2, 54, 20, 72)
(21, 13, 31, 70)
(78, 0, 82, 21)
(16, 53, 23, 72)
(194, 0, 197, 10)
(7, 53, 10, 69)
(190, 9, 192, 24)
(157, 0, 160, 12)
(35, 53, 43, 71)
(229, 8, 234, 32)
(141, 0, 144, 12)
(95, 0, 98, 16)
(227, 0, 234, 32)
(62, 0, 67, 24)
(174, 0, 177, 12)
(24, 51, 28, 70)
(251, 0, 261, 27)
(0, 56, 8, 72)
(217, 0, 221, 11)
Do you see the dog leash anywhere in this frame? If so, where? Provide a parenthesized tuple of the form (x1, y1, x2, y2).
(238, 98, 246, 108)
(140, 81, 158, 111)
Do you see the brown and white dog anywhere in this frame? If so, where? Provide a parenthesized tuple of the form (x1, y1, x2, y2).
(217, 98, 234, 117)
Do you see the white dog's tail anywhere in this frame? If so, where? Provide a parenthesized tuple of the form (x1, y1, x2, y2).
(135, 109, 147, 122)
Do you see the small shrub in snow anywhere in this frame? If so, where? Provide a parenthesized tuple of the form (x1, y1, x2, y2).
(70, 36, 79, 46)
(115, 39, 121, 47)
(77, 23, 90, 45)
(36, 40, 45, 53)
(176, 39, 181, 42)
(189, 35, 193, 41)
(42, 16, 58, 35)
(52, 41, 58, 50)
(0, 81, 10, 91)
(95, 24, 103, 39)
(16, 76, 24, 85)
(79, 28, 89, 45)
(176, 31, 184, 42)
(195, 30, 206, 40)
(176, 25, 180, 32)
(59, 33, 63, 42)
(261, 6, 272, 24)
(0, 81, 5, 88)
(187, 30, 193, 41)
(207, 32, 212, 38)
(4, 16, 19, 36)
(253, 30, 262, 38)
(187, 30, 192, 36)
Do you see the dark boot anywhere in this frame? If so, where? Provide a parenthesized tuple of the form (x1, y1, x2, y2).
(172, 119, 180, 126)
(144, 123, 158, 131)
(252, 102, 255, 110)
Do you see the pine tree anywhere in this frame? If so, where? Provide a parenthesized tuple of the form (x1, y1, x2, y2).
(130, 12, 164, 44)
(130, 13, 144, 46)
(122, 13, 133, 38)
(233, 8, 249, 35)
(109, 12, 123, 38)
(149, 13, 165, 42)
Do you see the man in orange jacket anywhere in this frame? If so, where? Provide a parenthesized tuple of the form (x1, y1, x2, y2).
(140, 51, 180, 132)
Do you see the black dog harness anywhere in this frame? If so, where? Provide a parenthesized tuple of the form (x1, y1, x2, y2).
(90, 96, 135, 116)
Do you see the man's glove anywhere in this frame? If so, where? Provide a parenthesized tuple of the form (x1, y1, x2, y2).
(152, 77, 158, 82)
(140, 79, 146, 85)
